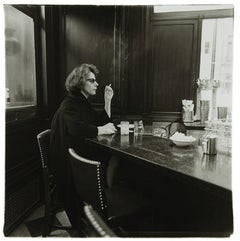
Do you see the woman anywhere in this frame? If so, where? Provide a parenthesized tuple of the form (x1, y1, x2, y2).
(50, 63, 116, 230)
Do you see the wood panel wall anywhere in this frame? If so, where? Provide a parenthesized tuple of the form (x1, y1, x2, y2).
(58, 6, 148, 120)
(58, 5, 200, 122)
(61, 6, 120, 113)
(4, 120, 45, 235)
(119, 6, 147, 116)
(146, 19, 199, 121)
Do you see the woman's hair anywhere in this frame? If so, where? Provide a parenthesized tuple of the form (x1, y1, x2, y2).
(65, 64, 99, 93)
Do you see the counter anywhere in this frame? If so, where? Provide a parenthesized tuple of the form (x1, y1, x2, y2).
(85, 132, 233, 236)
(86, 133, 231, 199)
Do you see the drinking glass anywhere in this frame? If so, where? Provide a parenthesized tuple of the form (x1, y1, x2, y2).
(200, 100, 210, 123)
(217, 107, 228, 121)
(134, 120, 144, 135)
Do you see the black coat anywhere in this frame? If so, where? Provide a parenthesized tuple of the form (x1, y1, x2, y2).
(50, 92, 111, 229)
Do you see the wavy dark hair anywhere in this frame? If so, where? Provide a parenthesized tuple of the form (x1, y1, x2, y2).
(65, 64, 99, 94)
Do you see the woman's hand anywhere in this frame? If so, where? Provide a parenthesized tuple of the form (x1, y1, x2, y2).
(97, 123, 117, 135)
(104, 84, 114, 102)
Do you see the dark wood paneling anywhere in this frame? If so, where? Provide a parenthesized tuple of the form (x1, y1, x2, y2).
(123, 6, 147, 115)
(5, 118, 49, 235)
(4, 178, 41, 236)
(60, 6, 148, 117)
(147, 19, 199, 120)
(63, 6, 117, 108)
(119, 7, 200, 121)
(43, 6, 63, 118)
(6, 119, 49, 170)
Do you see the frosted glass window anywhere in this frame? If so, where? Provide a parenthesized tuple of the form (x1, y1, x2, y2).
(5, 5, 37, 114)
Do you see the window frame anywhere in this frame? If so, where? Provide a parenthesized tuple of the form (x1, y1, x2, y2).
(150, 6, 234, 21)
(5, 5, 43, 126)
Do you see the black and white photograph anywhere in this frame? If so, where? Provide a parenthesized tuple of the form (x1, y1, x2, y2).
(1, 0, 240, 239)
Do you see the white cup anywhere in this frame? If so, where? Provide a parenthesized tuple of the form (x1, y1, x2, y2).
(120, 121, 129, 135)
(134, 121, 139, 135)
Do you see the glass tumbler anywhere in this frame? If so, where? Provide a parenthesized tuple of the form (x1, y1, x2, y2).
(200, 100, 210, 123)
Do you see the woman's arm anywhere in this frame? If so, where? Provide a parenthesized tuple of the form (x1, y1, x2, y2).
(104, 84, 113, 118)
(63, 106, 116, 138)
(95, 84, 114, 126)
(63, 107, 98, 138)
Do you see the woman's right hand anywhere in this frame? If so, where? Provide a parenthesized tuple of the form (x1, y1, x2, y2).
(98, 123, 117, 135)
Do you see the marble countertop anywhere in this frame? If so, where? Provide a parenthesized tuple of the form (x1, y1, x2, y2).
(86, 133, 231, 198)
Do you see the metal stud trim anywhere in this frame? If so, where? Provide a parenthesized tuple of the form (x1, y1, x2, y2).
(84, 205, 110, 237)
(37, 129, 51, 169)
(96, 165, 105, 210)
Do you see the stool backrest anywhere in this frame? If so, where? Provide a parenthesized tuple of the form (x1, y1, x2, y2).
(37, 129, 51, 169)
(169, 120, 187, 137)
(37, 129, 54, 206)
(68, 148, 108, 219)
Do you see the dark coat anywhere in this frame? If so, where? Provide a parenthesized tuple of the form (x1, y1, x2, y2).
(50, 92, 111, 229)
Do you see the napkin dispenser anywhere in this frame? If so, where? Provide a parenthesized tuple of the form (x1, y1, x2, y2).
(182, 109, 194, 123)
(182, 99, 194, 123)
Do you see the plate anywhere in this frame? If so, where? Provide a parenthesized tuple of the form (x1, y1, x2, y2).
(171, 139, 196, 147)
(117, 124, 134, 129)
(170, 132, 196, 147)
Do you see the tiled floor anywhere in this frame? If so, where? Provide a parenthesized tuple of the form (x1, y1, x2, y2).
(8, 205, 75, 237)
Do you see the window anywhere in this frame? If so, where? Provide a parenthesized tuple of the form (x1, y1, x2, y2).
(197, 18, 233, 121)
(153, 4, 233, 13)
(5, 5, 37, 123)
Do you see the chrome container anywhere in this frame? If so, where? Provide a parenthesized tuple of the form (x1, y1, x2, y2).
(202, 136, 217, 155)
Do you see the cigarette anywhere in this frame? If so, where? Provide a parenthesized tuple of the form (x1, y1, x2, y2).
(109, 84, 111, 87)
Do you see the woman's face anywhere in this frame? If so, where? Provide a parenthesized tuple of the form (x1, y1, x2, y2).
(81, 71, 98, 97)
